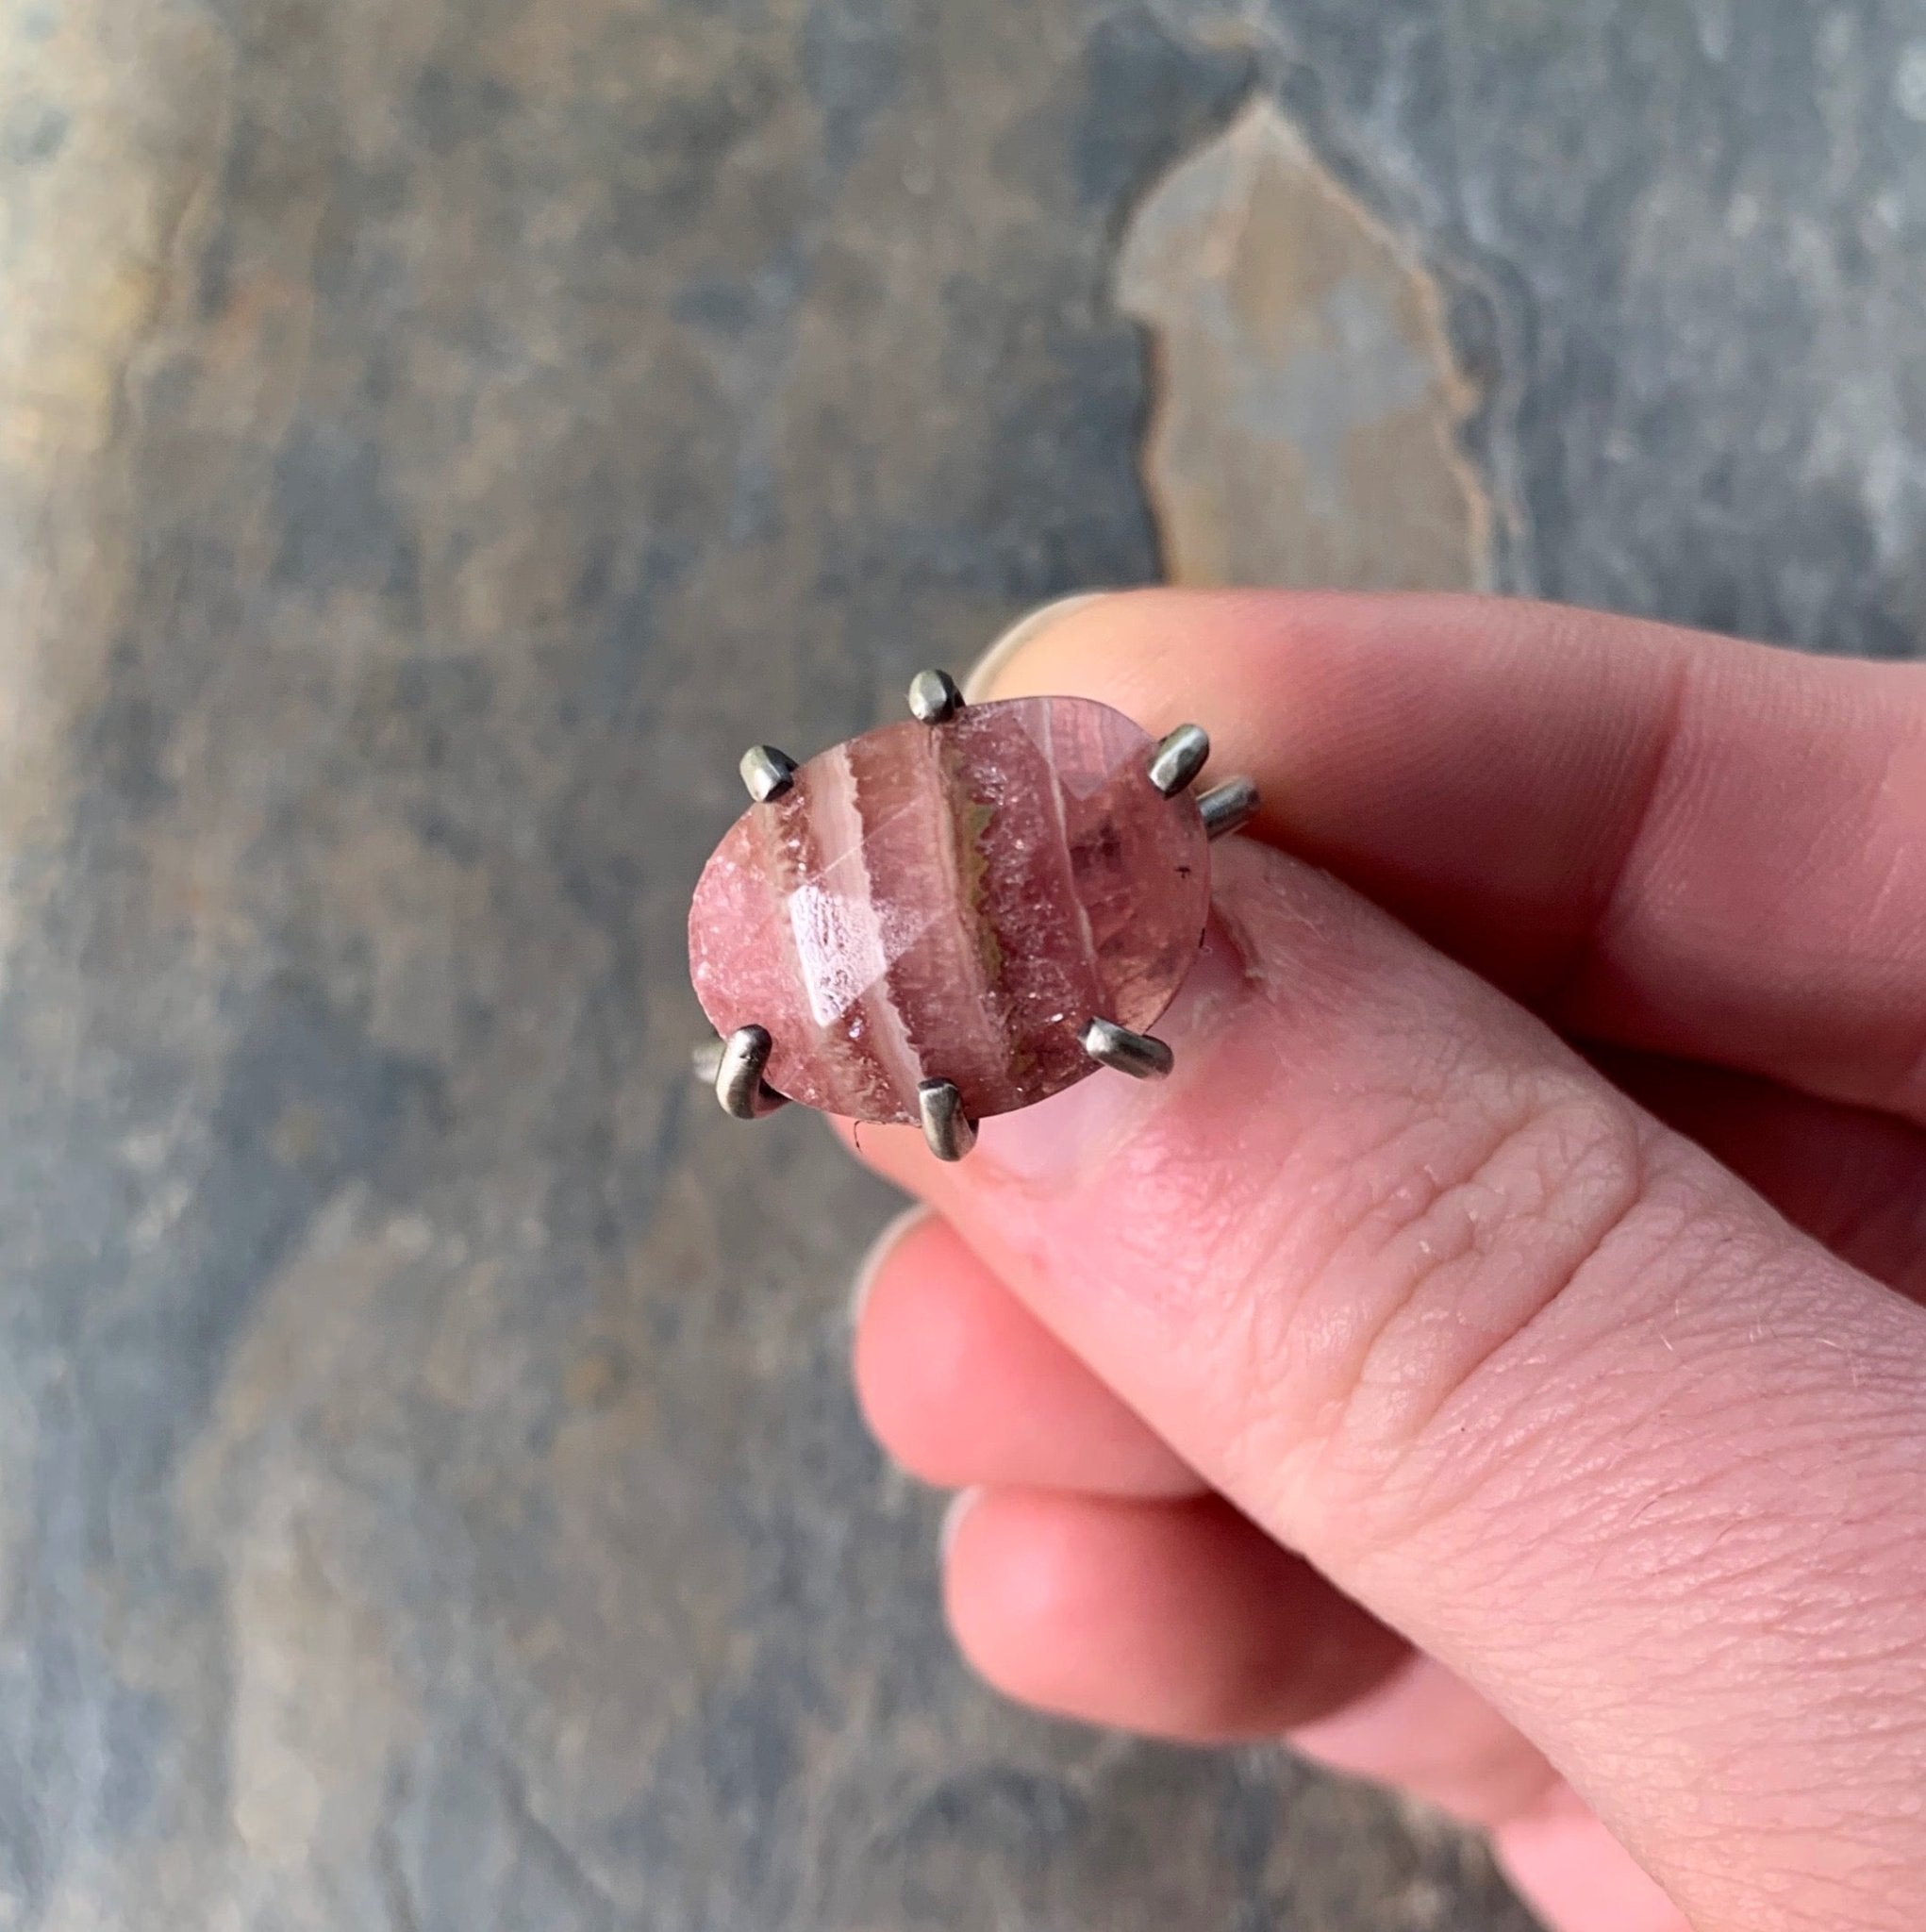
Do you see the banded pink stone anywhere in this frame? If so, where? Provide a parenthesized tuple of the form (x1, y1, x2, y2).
(688, 695, 1211, 1124)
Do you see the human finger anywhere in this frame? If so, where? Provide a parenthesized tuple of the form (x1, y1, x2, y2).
(848, 836, 1926, 1930)
(852, 1209, 1201, 1497)
(946, 1484, 1685, 1932)
(942, 1486, 1405, 1743)
(972, 589, 1926, 1122)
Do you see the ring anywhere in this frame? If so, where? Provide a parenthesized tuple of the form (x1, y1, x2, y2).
(687, 667, 1258, 1161)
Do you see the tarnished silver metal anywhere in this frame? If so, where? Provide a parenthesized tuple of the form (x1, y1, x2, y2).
(907, 668, 965, 724)
(739, 745, 799, 803)
(1079, 1016, 1175, 1080)
(917, 1078, 977, 1161)
(1197, 775, 1259, 841)
(1148, 723, 1210, 796)
(715, 1024, 790, 1119)
(691, 1032, 725, 1087)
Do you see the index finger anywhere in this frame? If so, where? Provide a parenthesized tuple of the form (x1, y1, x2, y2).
(973, 590, 1926, 1124)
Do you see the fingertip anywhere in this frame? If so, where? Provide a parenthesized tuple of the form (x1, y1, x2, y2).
(941, 1490, 1405, 1743)
(963, 591, 1116, 702)
(966, 590, 1287, 758)
(852, 1208, 1202, 1496)
(939, 1488, 1088, 1692)
(847, 1202, 934, 1328)
(850, 1215, 982, 1479)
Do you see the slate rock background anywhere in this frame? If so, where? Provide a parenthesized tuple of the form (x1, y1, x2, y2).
(1, 2, 1923, 1927)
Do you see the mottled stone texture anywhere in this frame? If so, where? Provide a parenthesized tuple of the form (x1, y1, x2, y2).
(690, 699, 1209, 1123)
(1121, 101, 1490, 591)
(3, 0, 1925, 1927)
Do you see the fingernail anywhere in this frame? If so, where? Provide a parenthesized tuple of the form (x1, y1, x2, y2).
(848, 1203, 931, 1328)
(963, 592, 1111, 702)
(939, 1485, 982, 1559)
(973, 918, 1253, 1191)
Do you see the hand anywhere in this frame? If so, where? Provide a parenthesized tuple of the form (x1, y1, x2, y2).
(841, 591, 1926, 1932)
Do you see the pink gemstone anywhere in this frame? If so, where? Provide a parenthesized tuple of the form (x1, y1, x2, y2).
(688, 695, 1210, 1124)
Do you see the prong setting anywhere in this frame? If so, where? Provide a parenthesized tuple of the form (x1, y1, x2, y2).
(1079, 1016, 1174, 1081)
(715, 1024, 790, 1119)
(739, 745, 799, 803)
(907, 669, 965, 724)
(917, 1079, 977, 1161)
(1148, 724, 1210, 796)
(692, 691, 1218, 1130)
(1197, 775, 1259, 840)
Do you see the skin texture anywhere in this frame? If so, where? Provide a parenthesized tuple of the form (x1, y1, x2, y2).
(838, 591, 1926, 1932)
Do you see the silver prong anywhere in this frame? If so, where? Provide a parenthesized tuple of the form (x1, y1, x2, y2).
(691, 1032, 725, 1086)
(1197, 775, 1259, 840)
(917, 1079, 977, 1161)
(1148, 724, 1210, 796)
(716, 1024, 789, 1119)
(739, 745, 799, 803)
(1079, 1017, 1174, 1081)
(907, 669, 964, 724)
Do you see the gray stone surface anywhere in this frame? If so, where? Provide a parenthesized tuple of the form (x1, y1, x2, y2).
(2, 1, 1924, 1927)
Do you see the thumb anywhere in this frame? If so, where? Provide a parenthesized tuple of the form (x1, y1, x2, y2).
(851, 831, 1926, 1932)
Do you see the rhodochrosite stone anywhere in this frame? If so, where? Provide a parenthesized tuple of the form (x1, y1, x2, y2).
(689, 696, 1210, 1124)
